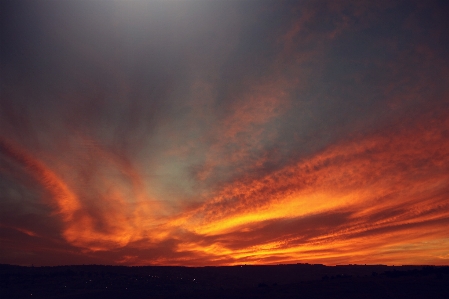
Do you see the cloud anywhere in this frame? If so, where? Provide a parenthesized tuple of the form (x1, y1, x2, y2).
(1, 0, 448, 266)
(156, 112, 449, 264)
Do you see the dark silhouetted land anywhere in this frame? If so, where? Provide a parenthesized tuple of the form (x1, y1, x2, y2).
(1, 263, 448, 298)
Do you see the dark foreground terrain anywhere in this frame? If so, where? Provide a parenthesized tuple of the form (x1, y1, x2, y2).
(1, 263, 448, 298)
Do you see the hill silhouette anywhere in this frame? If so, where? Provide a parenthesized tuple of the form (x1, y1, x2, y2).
(1, 264, 448, 298)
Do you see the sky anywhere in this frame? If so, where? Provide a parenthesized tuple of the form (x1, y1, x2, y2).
(1, 0, 448, 266)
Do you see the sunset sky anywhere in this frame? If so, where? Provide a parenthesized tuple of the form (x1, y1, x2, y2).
(1, 0, 448, 266)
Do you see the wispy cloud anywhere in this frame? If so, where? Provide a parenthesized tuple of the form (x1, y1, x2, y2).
(1, 0, 448, 266)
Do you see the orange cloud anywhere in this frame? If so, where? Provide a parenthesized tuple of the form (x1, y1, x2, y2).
(0, 137, 159, 251)
(2, 107, 448, 266)
(1, 0, 448, 267)
(0, 138, 81, 220)
(150, 113, 449, 265)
